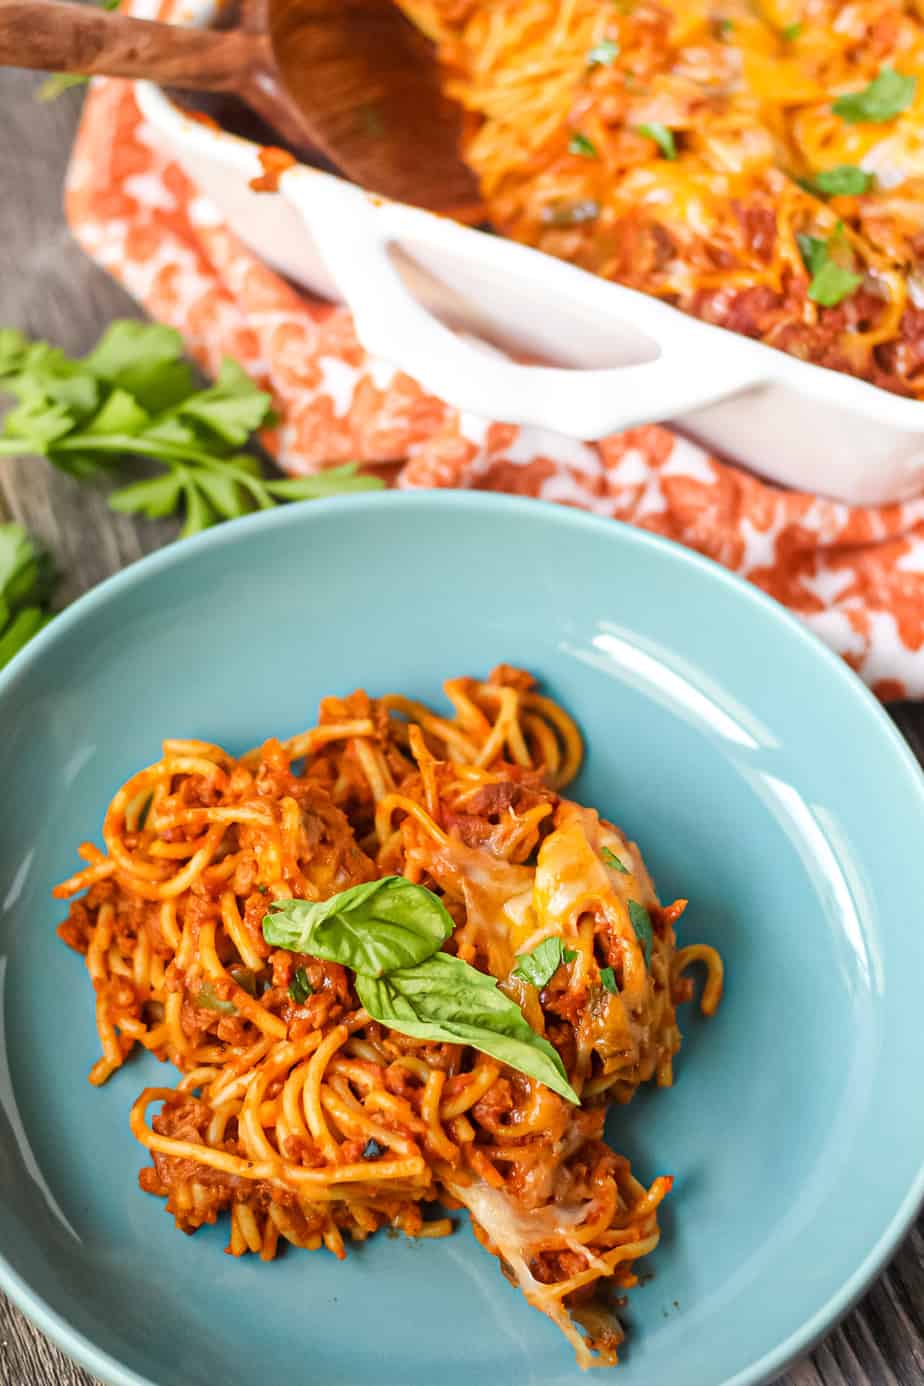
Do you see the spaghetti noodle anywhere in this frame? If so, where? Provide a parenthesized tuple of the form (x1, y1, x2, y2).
(56, 666, 722, 1368)
(397, 0, 924, 399)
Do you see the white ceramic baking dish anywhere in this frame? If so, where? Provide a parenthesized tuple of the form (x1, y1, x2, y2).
(134, 0, 924, 505)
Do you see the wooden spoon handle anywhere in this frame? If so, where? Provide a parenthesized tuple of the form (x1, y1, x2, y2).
(0, 1, 262, 90)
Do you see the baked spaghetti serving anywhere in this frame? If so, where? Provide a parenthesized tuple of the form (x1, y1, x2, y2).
(56, 667, 722, 1368)
(398, 0, 924, 400)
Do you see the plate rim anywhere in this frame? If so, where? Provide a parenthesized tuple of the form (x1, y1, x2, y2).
(2, 489, 923, 1386)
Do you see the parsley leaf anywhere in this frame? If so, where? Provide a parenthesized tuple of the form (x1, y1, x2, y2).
(0, 524, 55, 669)
(833, 67, 917, 124)
(512, 936, 576, 988)
(37, 73, 89, 102)
(601, 845, 629, 873)
(628, 899, 654, 968)
(637, 123, 677, 159)
(568, 131, 599, 158)
(587, 38, 620, 66)
(600, 966, 619, 994)
(781, 22, 802, 40)
(797, 228, 863, 306)
(289, 967, 313, 1004)
(36, 0, 120, 100)
(0, 320, 384, 536)
(807, 165, 873, 197)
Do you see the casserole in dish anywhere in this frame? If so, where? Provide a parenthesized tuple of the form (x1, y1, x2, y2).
(133, 0, 924, 504)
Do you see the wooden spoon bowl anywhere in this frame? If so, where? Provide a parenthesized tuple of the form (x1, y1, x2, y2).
(0, 0, 479, 211)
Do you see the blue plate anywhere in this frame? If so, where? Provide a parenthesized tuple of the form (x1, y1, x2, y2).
(2, 492, 924, 1386)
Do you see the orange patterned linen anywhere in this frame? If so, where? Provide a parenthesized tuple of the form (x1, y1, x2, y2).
(66, 73, 924, 701)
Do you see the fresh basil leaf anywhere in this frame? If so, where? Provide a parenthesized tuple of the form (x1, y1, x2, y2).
(599, 965, 618, 994)
(194, 982, 236, 1014)
(587, 38, 619, 66)
(289, 967, 313, 1004)
(637, 122, 677, 159)
(512, 936, 574, 988)
(263, 877, 454, 978)
(601, 845, 628, 873)
(628, 899, 654, 967)
(808, 165, 873, 197)
(568, 132, 599, 158)
(356, 952, 579, 1104)
(833, 67, 917, 124)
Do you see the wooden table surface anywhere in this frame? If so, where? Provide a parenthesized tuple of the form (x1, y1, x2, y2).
(3, 64, 924, 1386)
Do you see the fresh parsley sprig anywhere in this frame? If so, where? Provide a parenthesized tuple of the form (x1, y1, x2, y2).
(0, 322, 383, 537)
(0, 523, 55, 669)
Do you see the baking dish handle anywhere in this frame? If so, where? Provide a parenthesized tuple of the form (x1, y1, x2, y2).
(282, 172, 765, 439)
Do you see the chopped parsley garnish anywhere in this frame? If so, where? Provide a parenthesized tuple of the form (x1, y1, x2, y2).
(256, 883, 269, 894)
(797, 228, 863, 307)
(806, 165, 873, 197)
(628, 900, 654, 968)
(513, 936, 578, 988)
(637, 123, 677, 160)
(715, 17, 734, 36)
(600, 966, 619, 994)
(568, 131, 599, 158)
(362, 1138, 384, 1160)
(833, 67, 917, 125)
(288, 967, 313, 1004)
(601, 846, 629, 874)
(587, 38, 620, 66)
(781, 22, 802, 41)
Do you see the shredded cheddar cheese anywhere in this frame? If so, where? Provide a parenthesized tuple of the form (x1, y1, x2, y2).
(398, 0, 924, 398)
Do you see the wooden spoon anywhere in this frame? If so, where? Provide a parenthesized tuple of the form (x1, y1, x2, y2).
(0, 0, 480, 212)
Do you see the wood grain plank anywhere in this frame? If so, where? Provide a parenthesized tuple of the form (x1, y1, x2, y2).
(2, 57, 923, 1386)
